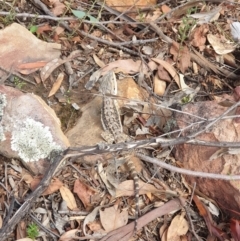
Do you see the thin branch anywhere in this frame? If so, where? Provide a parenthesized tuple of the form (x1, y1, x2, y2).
(136, 153, 240, 180)
(0, 66, 36, 86)
(78, 30, 146, 57)
(189, 100, 240, 138)
(0, 11, 168, 25)
(78, 30, 158, 46)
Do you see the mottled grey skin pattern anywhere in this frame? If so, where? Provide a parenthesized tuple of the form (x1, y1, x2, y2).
(100, 71, 139, 232)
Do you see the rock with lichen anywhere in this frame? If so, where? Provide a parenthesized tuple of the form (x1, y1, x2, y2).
(0, 85, 69, 174)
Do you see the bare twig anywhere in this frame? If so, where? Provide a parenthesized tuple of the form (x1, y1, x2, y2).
(79, 30, 158, 46)
(0, 66, 36, 86)
(189, 100, 240, 138)
(136, 153, 240, 180)
(0, 11, 170, 25)
(68, 136, 240, 156)
(78, 30, 148, 57)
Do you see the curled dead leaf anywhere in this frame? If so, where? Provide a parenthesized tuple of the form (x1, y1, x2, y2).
(167, 213, 188, 241)
(48, 72, 64, 97)
(100, 204, 128, 232)
(60, 186, 78, 210)
(153, 74, 166, 96)
(152, 58, 180, 88)
(207, 34, 236, 55)
(73, 179, 97, 209)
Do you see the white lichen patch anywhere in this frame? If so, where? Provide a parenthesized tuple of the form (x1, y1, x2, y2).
(0, 93, 7, 141)
(11, 118, 61, 162)
(0, 126, 5, 141)
(0, 93, 7, 116)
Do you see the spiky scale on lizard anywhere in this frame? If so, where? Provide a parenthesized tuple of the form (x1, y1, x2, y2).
(99, 70, 140, 232)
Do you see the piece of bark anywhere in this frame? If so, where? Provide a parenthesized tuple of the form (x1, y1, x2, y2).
(174, 97, 240, 217)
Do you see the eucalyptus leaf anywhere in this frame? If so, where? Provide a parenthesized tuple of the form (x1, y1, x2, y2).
(72, 9, 98, 23)
(72, 10, 86, 19)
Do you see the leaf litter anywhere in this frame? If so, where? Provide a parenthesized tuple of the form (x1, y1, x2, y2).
(1, 0, 240, 241)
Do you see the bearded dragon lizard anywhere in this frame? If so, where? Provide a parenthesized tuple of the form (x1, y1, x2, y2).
(99, 70, 140, 233)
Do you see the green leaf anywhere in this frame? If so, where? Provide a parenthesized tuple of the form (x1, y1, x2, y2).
(71, 10, 86, 19)
(88, 15, 98, 23)
(71, 9, 98, 23)
(29, 25, 38, 33)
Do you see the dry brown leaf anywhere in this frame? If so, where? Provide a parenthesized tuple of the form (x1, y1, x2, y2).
(157, 64, 171, 82)
(87, 221, 103, 232)
(33, 74, 42, 84)
(152, 58, 180, 88)
(169, 41, 190, 73)
(207, 76, 223, 89)
(223, 53, 237, 68)
(73, 179, 97, 209)
(181, 235, 188, 241)
(59, 229, 80, 241)
(0, 23, 61, 76)
(230, 219, 240, 241)
(207, 34, 236, 55)
(30, 176, 42, 191)
(40, 51, 82, 82)
(48, 72, 64, 97)
(159, 223, 168, 241)
(15, 239, 33, 241)
(54, 26, 65, 35)
(83, 207, 102, 236)
(93, 54, 106, 68)
(105, 0, 156, 13)
(49, 0, 66, 16)
(161, 4, 171, 13)
(116, 179, 162, 197)
(21, 169, 33, 184)
(60, 186, 78, 210)
(167, 213, 189, 241)
(144, 9, 162, 22)
(190, 24, 209, 50)
(16, 220, 26, 240)
(43, 178, 64, 195)
(190, 6, 221, 24)
(72, 36, 81, 43)
(30, 176, 63, 194)
(17, 61, 47, 70)
(148, 60, 158, 71)
(153, 74, 166, 96)
(100, 204, 128, 232)
(40, 58, 64, 82)
(36, 24, 52, 35)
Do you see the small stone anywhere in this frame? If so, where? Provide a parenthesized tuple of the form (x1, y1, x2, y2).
(72, 103, 80, 110)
